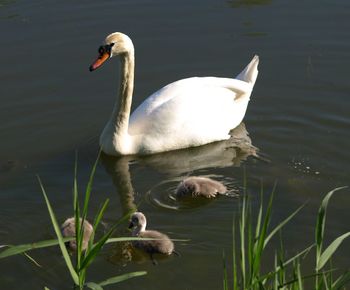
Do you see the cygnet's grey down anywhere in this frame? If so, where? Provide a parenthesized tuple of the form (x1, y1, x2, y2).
(61, 217, 93, 251)
(128, 212, 174, 263)
(175, 176, 227, 198)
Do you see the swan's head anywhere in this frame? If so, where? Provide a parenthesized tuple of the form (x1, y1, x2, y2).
(89, 32, 134, 72)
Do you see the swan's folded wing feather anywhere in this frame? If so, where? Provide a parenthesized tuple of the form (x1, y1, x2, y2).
(197, 77, 253, 100)
(128, 76, 252, 135)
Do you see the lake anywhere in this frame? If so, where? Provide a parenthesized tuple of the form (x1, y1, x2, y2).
(0, 0, 349, 289)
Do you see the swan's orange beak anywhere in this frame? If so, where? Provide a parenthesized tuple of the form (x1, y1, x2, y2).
(89, 52, 110, 72)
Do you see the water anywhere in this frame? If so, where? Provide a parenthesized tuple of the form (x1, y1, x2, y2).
(1, 0, 349, 288)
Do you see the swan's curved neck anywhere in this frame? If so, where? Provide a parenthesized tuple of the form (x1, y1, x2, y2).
(113, 50, 135, 137)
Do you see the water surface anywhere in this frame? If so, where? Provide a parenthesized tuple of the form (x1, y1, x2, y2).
(0, 0, 349, 289)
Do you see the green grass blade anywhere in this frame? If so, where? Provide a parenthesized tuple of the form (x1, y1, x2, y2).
(315, 187, 347, 262)
(274, 254, 278, 290)
(279, 269, 335, 288)
(73, 151, 79, 214)
(80, 226, 115, 271)
(74, 197, 82, 268)
(252, 185, 275, 275)
(23, 252, 42, 268)
(0, 238, 73, 258)
(259, 244, 314, 283)
(332, 271, 350, 290)
(89, 199, 110, 249)
(323, 272, 331, 290)
(239, 193, 247, 287)
(82, 150, 101, 219)
(317, 232, 350, 271)
(255, 183, 263, 247)
(296, 259, 304, 290)
(73, 153, 83, 269)
(232, 217, 238, 290)
(37, 176, 79, 285)
(85, 282, 104, 290)
(264, 203, 305, 248)
(223, 250, 228, 290)
(98, 271, 147, 286)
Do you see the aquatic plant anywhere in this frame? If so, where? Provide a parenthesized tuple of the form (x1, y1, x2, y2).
(0, 152, 146, 289)
(223, 185, 350, 290)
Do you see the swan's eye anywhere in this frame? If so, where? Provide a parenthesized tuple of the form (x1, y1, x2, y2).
(98, 46, 105, 54)
(98, 44, 114, 55)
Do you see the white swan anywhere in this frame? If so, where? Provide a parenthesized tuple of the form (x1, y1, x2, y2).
(89, 32, 259, 156)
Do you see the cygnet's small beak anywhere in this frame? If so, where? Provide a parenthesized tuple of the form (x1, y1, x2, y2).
(89, 51, 110, 72)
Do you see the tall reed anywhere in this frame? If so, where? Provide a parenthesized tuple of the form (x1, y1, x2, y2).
(0, 152, 146, 289)
(223, 185, 350, 290)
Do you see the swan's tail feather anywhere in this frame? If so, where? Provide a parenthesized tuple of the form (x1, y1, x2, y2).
(236, 55, 259, 85)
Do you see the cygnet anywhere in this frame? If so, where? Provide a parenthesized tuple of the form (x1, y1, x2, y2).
(128, 212, 174, 262)
(175, 176, 227, 198)
(61, 217, 93, 251)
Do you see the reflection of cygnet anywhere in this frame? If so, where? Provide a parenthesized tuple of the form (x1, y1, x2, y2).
(61, 217, 93, 251)
(175, 176, 227, 198)
(129, 212, 174, 261)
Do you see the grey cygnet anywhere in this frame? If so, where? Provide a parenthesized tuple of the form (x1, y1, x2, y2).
(129, 212, 175, 263)
(175, 176, 227, 198)
(61, 217, 93, 251)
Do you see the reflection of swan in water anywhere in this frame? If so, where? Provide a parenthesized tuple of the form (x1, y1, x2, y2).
(102, 155, 137, 216)
(137, 122, 258, 175)
(101, 122, 257, 211)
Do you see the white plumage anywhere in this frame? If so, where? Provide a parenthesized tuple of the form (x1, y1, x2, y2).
(90, 32, 259, 156)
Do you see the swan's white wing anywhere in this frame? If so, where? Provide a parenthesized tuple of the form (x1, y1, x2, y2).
(133, 77, 251, 117)
(128, 77, 252, 152)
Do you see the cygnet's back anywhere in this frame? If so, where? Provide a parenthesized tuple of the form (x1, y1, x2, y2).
(61, 217, 93, 251)
(175, 176, 227, 198)
(129, 212, 174, 256)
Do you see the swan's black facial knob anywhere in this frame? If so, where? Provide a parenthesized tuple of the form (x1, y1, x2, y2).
(89, 45, 112, 72)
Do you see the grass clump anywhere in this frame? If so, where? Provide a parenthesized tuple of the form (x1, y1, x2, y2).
(0, 152, 146, 289)
(223, 185, 350, 290)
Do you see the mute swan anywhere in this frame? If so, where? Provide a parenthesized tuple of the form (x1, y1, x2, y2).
(61, 217, 93, 251)
(175, 176, 227, 198)
(89, 32, 259, 156)
(128, 212, 175, 262)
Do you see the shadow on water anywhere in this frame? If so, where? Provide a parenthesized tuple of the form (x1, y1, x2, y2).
(101, 122, 260, 214)
(136, 122, 259, 176)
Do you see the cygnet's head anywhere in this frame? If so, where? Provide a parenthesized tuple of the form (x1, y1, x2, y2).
(128, 212, 147, 232)
(89, 32, 134, 71)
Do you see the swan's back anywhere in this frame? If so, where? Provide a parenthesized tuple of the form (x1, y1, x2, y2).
(127, 56, 259, 154)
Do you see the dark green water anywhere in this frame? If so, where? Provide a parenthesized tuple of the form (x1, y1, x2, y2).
(0, 0, 349, 289)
